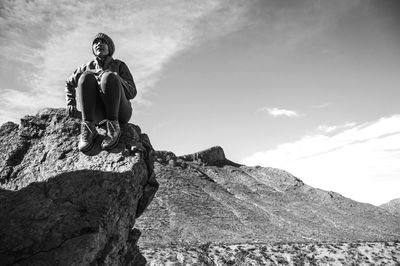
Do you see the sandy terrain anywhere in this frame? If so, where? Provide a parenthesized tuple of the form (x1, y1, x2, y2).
(141, 241, 400, 265)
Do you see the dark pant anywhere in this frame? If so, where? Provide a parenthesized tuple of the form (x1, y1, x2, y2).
(77, 71, 132, 124)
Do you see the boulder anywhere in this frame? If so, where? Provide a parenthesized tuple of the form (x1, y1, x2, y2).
(0, 108, 158, 266)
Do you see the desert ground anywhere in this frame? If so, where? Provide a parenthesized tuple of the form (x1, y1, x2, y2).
(141, 241, 400, 265)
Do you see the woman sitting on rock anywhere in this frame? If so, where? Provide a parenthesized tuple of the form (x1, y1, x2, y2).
(65, 33, 136, 152)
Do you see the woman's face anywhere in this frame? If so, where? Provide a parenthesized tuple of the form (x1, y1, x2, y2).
(93, 38, 109, 58)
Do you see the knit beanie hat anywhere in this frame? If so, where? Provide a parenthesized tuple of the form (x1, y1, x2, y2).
(92, 33, 115, 56)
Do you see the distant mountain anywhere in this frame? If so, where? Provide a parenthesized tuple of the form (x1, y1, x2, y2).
(136, 146, 400, 247)
(380, 198, 400, 216)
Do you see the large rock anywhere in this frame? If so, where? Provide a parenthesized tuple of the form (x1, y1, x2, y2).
(0, 108, 158, 266)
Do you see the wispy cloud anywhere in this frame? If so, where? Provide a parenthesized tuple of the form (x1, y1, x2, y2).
(259, 107, 301, 118)
(0, 0, 251, 123)
(317, 122, 356, 133)
(243, 115, 400, 205)
(0, 89, 46, 123)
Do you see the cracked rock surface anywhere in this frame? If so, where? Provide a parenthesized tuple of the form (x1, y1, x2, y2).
(0, 108, 158, 266)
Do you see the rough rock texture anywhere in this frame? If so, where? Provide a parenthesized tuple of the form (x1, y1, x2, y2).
(178, 146, 229, 166)
(0, 108, 158, 266)
(136, 147, 400, 248)
(381, 198, 400, 216)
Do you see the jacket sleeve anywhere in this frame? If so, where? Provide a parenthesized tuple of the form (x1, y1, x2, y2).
(65, 64, 86, 107)
(118, 62, 137, 100)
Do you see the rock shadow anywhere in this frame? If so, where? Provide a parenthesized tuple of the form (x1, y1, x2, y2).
(0, 169, 146, 266)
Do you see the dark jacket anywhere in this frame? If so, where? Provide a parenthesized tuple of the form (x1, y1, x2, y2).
(65, 56, 136, 107)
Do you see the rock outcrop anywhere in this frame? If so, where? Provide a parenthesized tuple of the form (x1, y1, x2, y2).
(0, 108, 158, 266)
(136, 147, 400, 247)
(155, 146, 241, 168)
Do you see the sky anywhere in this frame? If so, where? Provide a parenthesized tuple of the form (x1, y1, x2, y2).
(1, 0, 400, 206)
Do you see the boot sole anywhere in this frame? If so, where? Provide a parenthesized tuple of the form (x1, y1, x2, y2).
(79, 133, 98, 152)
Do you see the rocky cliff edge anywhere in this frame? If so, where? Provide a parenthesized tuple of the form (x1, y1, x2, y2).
(0, 108, 158, 266)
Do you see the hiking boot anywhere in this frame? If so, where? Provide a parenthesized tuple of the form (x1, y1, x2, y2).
(78, 121, 98, 152)
(101, 120, 121, 150)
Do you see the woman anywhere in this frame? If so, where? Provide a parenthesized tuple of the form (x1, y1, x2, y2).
(65, 33, 136, 152)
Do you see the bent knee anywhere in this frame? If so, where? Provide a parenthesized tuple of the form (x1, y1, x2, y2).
(100, 71, 121, 91)
(78, 71, 97, 85)
(101, 71, 119, 83)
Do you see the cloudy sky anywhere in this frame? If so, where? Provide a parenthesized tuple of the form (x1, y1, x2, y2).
(1, 0, 400, 205)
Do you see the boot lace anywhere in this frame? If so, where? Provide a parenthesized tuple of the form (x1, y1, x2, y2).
(81, 122, 93, 139)
(106, 120, 118, 136)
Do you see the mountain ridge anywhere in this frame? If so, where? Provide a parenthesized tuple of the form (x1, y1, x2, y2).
(381, 198, 400, 216)
(136, 146, 400, 247)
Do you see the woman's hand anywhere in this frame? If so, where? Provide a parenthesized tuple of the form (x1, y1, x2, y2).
(67, 105, 78, 118)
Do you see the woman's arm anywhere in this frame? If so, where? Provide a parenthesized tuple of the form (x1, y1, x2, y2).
(65, 64, 87, 107)
(118, 62, 137, 100)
